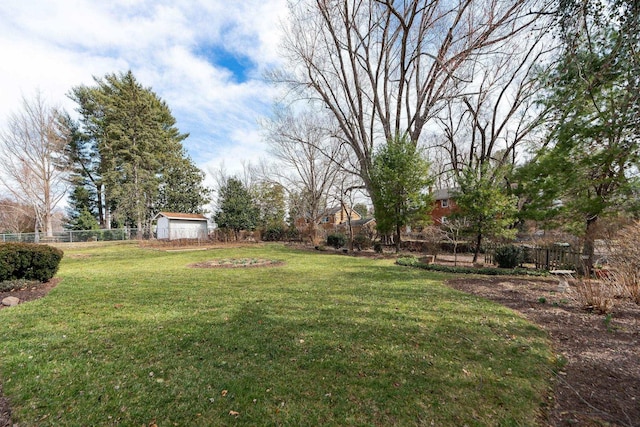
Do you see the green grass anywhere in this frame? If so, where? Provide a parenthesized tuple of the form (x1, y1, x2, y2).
(0, 242, 554, 426)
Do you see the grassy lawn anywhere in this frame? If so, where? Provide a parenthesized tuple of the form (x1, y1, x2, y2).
(0, 242, 554, 426)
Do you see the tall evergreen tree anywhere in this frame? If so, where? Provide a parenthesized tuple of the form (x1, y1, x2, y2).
(69, 71, 207, 232)
(65, 180, 96, 229)
(156, 154, 211, 214)
(454, 164, 518, 263)
(253, 182, 286, 229)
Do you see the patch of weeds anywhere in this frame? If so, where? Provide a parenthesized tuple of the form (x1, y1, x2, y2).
(538, 297, 547, 304)
(574, 277, 615, 314)
(603, 314, 615, 332)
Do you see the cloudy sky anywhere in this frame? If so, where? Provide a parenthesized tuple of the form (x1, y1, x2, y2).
(0, 0, 289, 184)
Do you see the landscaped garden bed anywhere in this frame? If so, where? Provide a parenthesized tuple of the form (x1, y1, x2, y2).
(188, 258, 284, 268)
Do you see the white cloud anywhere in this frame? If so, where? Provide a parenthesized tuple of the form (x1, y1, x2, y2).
(0, 0, 288, 188)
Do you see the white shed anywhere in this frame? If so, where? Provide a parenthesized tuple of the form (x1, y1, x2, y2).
(153, 212, 209, 240)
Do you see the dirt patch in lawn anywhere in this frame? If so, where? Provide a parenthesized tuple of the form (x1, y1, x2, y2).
(188, 258, 284, 268)
(446, 276, 640, 427)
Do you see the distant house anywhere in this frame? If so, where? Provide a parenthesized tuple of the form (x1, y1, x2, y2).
(348, 217, 377, 237)
(430, 188, 458, 225)
(295, 206, 364, 233)
(319, 206, 362, 230)
(153, 212, 208, 240)
(295, 206, 375, 239)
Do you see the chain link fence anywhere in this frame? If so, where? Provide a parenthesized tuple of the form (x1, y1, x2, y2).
(0, 228, 142, 244)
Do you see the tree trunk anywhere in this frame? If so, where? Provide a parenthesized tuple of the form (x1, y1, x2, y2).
(308, 220, 320, 245)
(44, 183, 53, 237)
(97, 184, 105, 227)
(473, 233, 483, 263)
(395, 223, 401, 253)
(453, 242, 459, 267)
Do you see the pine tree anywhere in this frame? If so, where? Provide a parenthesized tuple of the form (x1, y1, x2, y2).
(156, 154, 211, 214)
(213, 178, 259, 240)
(69, 71, 208, 233)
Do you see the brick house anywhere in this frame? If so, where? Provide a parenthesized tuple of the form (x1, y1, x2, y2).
(430, 188, 458, 225)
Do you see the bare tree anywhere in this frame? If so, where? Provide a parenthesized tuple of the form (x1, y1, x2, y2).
(442, 217, 470, 266)
(277, 0, 544, 192)
(433, 25, 554, 182)
(262, 107, 349, 243)
(329, 171, 367, 251)
(0, 198, 36, 233)
(0, 93, 70, 238)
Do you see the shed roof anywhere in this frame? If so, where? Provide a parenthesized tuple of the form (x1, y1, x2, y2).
(154, 212, 208, 221)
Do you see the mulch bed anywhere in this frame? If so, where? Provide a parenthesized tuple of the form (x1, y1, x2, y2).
(1, 274, 638, 426)
(446, 276, 640, 427)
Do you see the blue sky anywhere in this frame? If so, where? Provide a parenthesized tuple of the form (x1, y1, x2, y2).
(0, 0, 288, 186)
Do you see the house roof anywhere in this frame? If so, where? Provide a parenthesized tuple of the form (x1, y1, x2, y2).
(154, 212, 208, 221)
(324, 206, 343, 215)
(432, 188, 458, 200)
(350, 217, 376, 226)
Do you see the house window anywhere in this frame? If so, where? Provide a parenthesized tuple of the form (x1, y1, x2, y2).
(441, 199, 449, 208)
(441, 216, 447, 224)
(321, 216, 330, 223)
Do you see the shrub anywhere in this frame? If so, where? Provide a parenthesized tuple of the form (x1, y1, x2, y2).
(0, 243, 63, 282)
(373, 242, 383, 253)
(285, 227, 301, 241)
(262, 226, 285, 242)
(105, 229, 127, 241)
(602, 221, 640, 304)
(494, 245, 524, 269)
(261, 226, 300, 242)
(327, 233, 347, 249)
(0, 279, 41, 293)
(573, 278, 615, 314)
(353, 233, 372, 251)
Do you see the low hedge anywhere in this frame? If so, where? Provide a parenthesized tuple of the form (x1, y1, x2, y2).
(396, 256, 548, 277)
(0, 243, 64, 282)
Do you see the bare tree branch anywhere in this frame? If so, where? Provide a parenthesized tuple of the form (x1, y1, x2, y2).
(277, 0, 547, 192)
